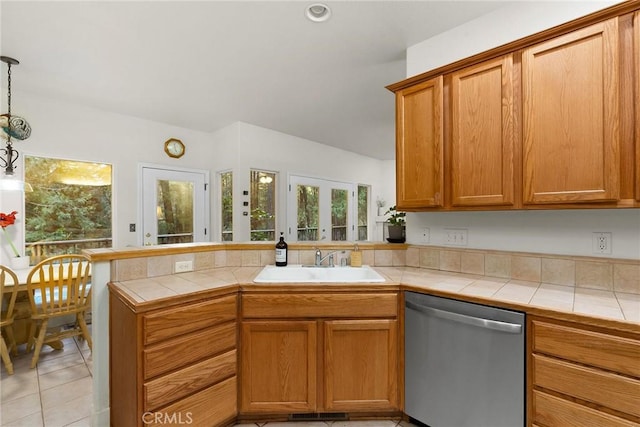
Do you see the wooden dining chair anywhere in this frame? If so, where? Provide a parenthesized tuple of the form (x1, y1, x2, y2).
(1, 265, 20, 374)
(26, 254, 92, 368)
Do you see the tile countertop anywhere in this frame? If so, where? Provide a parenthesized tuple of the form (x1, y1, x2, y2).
(109, 265, 640, 330)
(376, 267, 639, 327)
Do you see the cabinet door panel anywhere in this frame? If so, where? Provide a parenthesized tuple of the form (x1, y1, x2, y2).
(533, 354, 640, 418)
(144, 349, 236, 411)
(143, 294, 236, 345)
(144, 322, 236, 380)
(531, 320, 640, 377)
(144, 377, 237, 427)
(242, 292, 398, 319)
(240, 321, 317, 413)
(522, 18, 620, 203)
(533, 390, 638, 427)
(395, 76, 444, 209)
(451, 55, 515, 206)
(324, 319, 398, 412)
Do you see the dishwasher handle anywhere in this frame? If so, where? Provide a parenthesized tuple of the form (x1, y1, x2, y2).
(405, 300, 522, 334)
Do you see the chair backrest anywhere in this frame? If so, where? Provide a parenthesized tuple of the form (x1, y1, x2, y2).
(0, 265, 19, 325)
(27, 254, 92, 316)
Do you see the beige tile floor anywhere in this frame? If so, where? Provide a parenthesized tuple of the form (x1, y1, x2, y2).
(1, 328, 417, 427)
(1, 332, 93, 426)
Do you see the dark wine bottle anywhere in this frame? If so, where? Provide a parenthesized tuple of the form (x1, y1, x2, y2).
(275, 232, 288, 267)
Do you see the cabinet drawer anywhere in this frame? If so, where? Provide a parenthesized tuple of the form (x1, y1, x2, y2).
(144, 349, 236, 411)
(532, 320, 640, 377)
(144, 294, 237, 345)
(144, 322, 236, 379)
(533, 390, 638, 427)
(242, 293, 398, 318)
(533, 354, 640, 418)
(144, 376, 237, 427)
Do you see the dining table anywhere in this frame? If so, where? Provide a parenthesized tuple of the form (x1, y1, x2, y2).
(2, 266, 43, 350)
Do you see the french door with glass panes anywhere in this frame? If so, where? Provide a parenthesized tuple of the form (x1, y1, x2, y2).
(288, 175, 354, 242)
(141, 166, 208, 246)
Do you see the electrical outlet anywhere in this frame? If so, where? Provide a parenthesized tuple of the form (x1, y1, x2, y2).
(175, 260, 194, 273)
(421, 227, 430, 243)
(444, 228, 468, 246)
(592, 232, 612, 254)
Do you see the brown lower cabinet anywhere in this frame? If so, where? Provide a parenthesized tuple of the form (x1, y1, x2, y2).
(109, 281, 640, 427)
(109, 289, 238, 427)
(239, 291, 400, 417)
(529, 316, 640, 427)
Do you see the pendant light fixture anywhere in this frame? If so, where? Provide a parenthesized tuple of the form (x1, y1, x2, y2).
(0, 56, 32, 191)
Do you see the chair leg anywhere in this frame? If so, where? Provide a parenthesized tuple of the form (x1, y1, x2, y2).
(30, 319, 48, 369)
(77, 313, 92, 351)
(26, 320, 36, 353)
(1, 335, 14, 375)
(4, 325, 18, 356)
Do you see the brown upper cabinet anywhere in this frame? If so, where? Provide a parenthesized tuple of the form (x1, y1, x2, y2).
(394, 76, 444, 210)
(450, 54, 516, 207)
(522, 18, 620, 204)
(388, 1, 640, 211)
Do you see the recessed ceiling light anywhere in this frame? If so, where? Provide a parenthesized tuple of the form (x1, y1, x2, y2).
(305, 3, 331, 23)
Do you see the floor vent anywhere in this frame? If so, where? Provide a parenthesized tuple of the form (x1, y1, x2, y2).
(319, 412, 349, 420)
(289, 412, 349, 421)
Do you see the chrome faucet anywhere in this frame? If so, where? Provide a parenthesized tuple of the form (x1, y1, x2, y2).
(314, 248, 338, 267)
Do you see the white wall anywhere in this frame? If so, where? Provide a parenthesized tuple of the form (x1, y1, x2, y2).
(0, 92, 218, 264)
(404, 0, 640, 260)
(407, 210, 640, 260)
(407, 1, 620, 77)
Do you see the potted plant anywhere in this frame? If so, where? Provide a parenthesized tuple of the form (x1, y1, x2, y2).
(384, 205, 406, 243)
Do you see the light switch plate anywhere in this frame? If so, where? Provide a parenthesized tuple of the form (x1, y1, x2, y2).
(175, 260, 194, 273)
(444, 228, 468, 246)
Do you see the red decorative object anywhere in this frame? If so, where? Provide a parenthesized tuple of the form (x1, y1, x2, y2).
(0, 211, 20, 257)
(0, 211, 18, 227)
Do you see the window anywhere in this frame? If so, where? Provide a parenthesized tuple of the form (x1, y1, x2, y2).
(250, 170, 276, 241)
(288, 175, 354, 242)
(220, 171, 233, 241)
(297, 184, 319, 241)
(331, 188, 348, 240)
(25, 156, 112, 261)
(357, 185, 369, 240)
(155, 180, 194, 244)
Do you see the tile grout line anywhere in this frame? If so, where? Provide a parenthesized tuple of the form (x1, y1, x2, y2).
(36, 359, 45, 427)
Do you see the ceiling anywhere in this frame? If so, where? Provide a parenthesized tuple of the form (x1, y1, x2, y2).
(0, 1, 507, 160)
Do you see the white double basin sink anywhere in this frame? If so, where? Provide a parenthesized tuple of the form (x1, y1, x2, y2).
(253, 264, 386, 283)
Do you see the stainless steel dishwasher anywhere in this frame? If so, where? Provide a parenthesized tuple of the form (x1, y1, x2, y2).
(404, 292, 525, 427)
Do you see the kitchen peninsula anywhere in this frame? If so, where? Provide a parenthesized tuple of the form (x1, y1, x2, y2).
(86, 242, 640, 427)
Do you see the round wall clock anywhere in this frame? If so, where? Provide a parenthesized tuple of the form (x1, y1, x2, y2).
(164, 138, 185, 158)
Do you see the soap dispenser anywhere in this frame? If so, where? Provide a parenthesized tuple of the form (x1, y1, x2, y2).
(350, 244, 362, 267)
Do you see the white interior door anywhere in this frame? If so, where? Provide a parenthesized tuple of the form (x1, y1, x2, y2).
(288, 175, 354, 242)
(141, 166, 208, 246)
